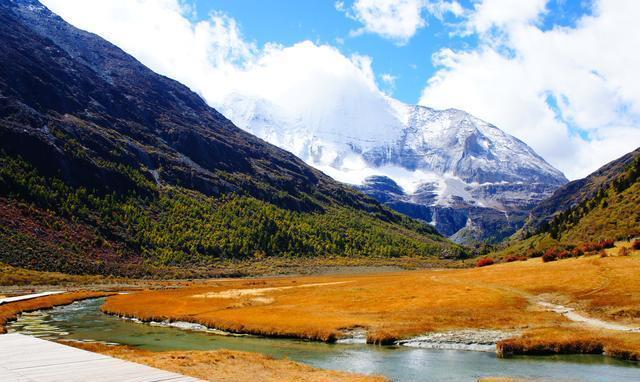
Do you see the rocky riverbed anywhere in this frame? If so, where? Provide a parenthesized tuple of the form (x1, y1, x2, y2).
(397, 329, 520, 352)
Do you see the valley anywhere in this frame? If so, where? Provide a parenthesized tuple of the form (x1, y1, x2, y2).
(1, 0, 639, 381)
(3, 242, 640, 381)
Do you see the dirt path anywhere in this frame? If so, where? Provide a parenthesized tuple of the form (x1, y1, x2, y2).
(536, 301, 640, 332)
(429, 271, 640, 333)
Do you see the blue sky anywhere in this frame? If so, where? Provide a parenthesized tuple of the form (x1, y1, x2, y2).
(188, 0, 590, 105)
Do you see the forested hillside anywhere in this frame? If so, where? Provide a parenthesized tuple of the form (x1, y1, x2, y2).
(0, 0, 463, 276)
(496, 147, 640, 258)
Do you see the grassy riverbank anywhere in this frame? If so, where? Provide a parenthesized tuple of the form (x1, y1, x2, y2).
(102, 247, 640, 360)
(66, 342, 388, 382)
(0, 291, 115, 333)
(0, 292, 388, 381)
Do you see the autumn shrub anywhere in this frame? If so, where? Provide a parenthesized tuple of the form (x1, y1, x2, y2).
(527, 249, 544, 258)
(476, 257, 495, 267)
(542, 248, 559, 262)
(557, 250, 572, 260)
(632, 240, 640, 250)
(580, 240, 613, 253)
(571, 247, 584, 257)
(618, 247, 630, 256)
(505, 255, 527, 262)
(599, 239, 615, 249)
(599, 249, 608, 258)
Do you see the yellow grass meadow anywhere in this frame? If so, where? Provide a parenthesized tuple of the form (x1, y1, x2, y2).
(103, 250, 640, 360)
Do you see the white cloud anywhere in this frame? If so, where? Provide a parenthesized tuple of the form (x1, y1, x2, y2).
(465, 0, 548, 34)
(41, 0, 392, 144)
(41, 0, 255, 103)
(233, 43, 390, 139)
(41, 0, 380, 105)
(337, 0, 465, 43)
(343, 0, 427, 44)
(381, 73, 397, 87)
(420, 0, 640, 179)
(426, 0, 464, 21)
(40, 0, 640, 181)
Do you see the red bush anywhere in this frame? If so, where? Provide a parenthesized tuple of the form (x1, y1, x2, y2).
(477, 257, 495, 267)
(580, 240, 613, 253)
(599, 239, 615, 249)
(557, 250, 571, 259)
(632, 240, 640, 250)
(571, 247, 584, 257)
(505, 255, 527, 262)
(542, 248, 559, 262)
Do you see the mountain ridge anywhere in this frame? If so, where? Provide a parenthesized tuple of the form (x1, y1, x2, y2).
(0, 0, 464, 276)
(521, 146, 640, 236)
(496, 146, 640, 259)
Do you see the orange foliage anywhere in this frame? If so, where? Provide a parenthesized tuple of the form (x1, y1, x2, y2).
(476, 257, 495, 267)
(102, 255, 640, 353)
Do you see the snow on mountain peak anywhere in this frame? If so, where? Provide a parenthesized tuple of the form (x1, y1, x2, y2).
(218, 92, 567, 242)
(219, 93, 565, 189)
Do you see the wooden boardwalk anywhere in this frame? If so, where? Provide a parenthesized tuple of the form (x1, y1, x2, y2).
(0, 291, 63, 305)
(0, 334, 204, 382)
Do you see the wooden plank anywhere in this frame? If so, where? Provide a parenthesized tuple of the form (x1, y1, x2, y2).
(0, 365, 37, 382)
(0, 292, 64, 305)
(0, 334, 204, 382)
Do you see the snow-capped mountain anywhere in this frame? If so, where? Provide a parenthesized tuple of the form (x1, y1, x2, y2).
(219, 93, 567, 243)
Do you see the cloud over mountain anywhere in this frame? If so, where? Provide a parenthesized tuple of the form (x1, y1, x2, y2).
(41, 0, 640, 180)
(420, 0, 640, 179)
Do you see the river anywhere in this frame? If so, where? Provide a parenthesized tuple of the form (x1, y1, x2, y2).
(7, 298, 640, 382)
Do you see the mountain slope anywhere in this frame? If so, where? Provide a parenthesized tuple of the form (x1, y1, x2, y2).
(521, 147, 640, 236)
(529, 147, 640, 242)
(220, 94, 567, 243)
(497, 147, 640, 257)
(0, 0, 463, 276)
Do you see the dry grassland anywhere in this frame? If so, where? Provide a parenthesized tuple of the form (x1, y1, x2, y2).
(66, 342, 388, 382)
(497, 326, 640, 361)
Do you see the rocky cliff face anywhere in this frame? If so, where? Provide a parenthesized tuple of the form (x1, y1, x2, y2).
(221, 94, 568, 243)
